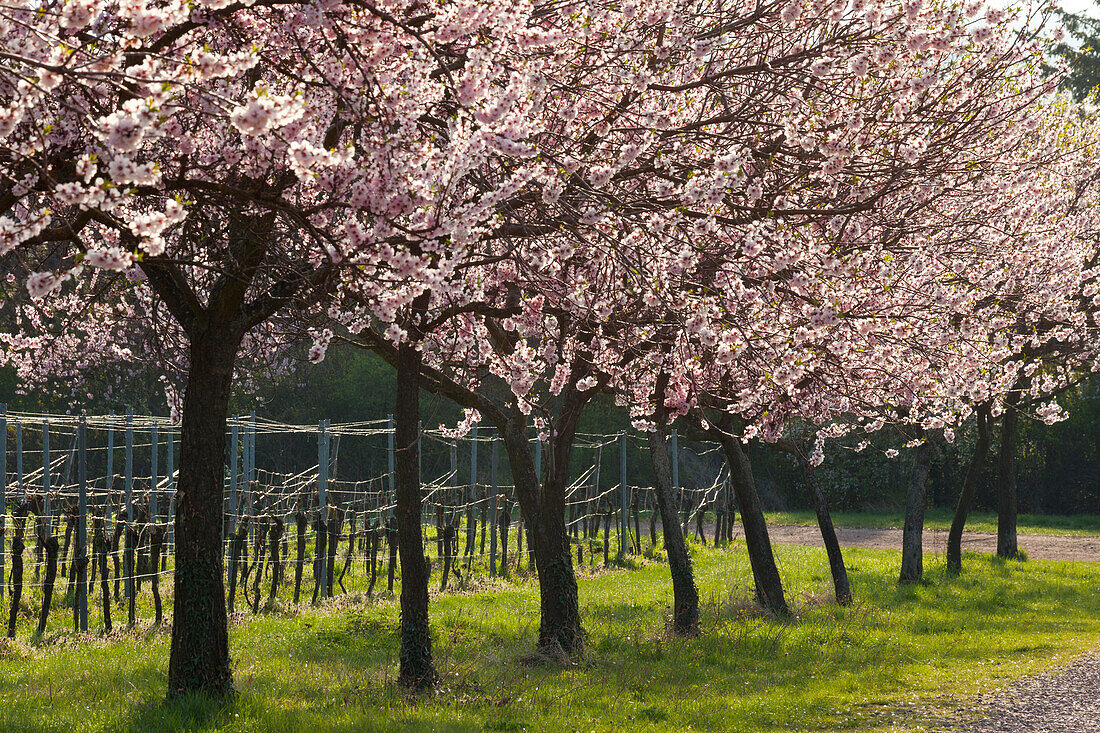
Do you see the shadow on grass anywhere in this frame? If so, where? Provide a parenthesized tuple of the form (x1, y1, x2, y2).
(125, 692, 239, 733)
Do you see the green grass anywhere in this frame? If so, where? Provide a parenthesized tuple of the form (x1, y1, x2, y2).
(1, 543, 1098, 732)
(766, 509, 1100, 536)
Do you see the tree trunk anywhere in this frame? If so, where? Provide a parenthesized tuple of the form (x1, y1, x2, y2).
(167, 330, 239, 698)
(501, 417, 583, 657)
(719, 435, 788, 615)
(900, 438, 932, 583)
(800, 458, 851, 606)
(268, 516, 284, 604)
(395, 337, 436, 690)
(997, 389, 1021, 558)
(96, 520, 111, 633)
(293, 510, 306, 604)
(36, 532, 59, 635)
(648, 425, 699, 635)
(947, 404, 992, 572)
(151, 526, 166, 624)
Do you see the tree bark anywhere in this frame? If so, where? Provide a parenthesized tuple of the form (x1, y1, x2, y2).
(395, 336, 436, 690)
(167, 329, 239, 698)
(900, 437, 932, 583)
(800, 456, 851, 605)
(502, 415, 583, 656)
(648, 424, 699, 634)
(293, 510, 306, 604)
(718, 434, 789, 615)
(36, 531, 59, 635)
(997, 388, 1021, 558)
(947, 403, 992, 572)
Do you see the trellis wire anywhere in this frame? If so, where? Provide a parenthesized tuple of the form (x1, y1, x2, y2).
(1, 408, 735, 637)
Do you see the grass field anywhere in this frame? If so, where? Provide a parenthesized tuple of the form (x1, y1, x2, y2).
(1, 540, 1098, 732)
(765, 509, 1100, 536)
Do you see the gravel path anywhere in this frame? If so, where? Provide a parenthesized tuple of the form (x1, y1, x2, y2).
(720, 524, 1100, 563)
(941, 654, 1100, 732)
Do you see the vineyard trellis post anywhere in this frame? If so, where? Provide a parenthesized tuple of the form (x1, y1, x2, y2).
(619, 433, 628, 559)
(247, 410, 256, 537)
(75, 416, 88, 632)
(125, 410, 135, 626)
(387, 414, 394, 519)
(16, 420, 23, 500)
(105, 414, 113, 498)
(0, 403, 6, 603)
(150, 423, 159, 521)
(317, 419, 329, 601)
(166, 425, 174, 555)
(228, 417, 239, 558)
(489, 434, 498, 578)
(470, 423, 478, 571)
(43, 419, 50, 519)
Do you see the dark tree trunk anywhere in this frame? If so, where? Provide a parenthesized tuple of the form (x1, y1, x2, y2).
(60, 511, 74, 590)
(126, 523, 138, 626)
(111, 515, 122, 602)
(395, 336, 436, 690)
(366, 526, 378, 597)
(499, 502, 510, 577)
(250, 522, 268, 613)
(95, 520, 111, 633)
(718, 434, 789, 615)
(228, 521, 247, 613)
(325, 515, 338, 597)
(268, 516, 284, 604)
(948, 404, 992, 572)
(293, 510, 306, 604)
(151, 526, 166, 624)
(6, 512, 27, 638)
(311, 515, 326, 605)
(799, 456, 851, 605)
(997, 389, 1021, 558)
(37, 532, 59, 635)
(167, 330, 239, 699)
(338, 516, 354, 594)
(501, 414, 583, 657)
(648, 425, 699, 635)
(900, 438, 932, 583)
(386, 517, 397, 593)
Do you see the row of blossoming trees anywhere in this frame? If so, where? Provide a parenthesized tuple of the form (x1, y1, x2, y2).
(1, 0, 1098, 699)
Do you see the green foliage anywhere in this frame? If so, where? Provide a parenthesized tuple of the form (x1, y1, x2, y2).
(1050, 5, 1100, 102)
(2, 545, 1098, 732)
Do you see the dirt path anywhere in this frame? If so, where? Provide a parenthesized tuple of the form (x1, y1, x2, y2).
(938, 654, 1100, 732)
(719, 523, 1100, 563)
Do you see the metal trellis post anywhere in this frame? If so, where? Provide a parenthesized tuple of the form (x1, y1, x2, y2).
(166, 425, 174, 554)
(125, 410, 133, 607)
(150, 423, 158, 521)
(43, 419, 50, 520)
(229, 417, 239, 555)
(76, 417, 88, 631)
(489, 436, 498, 578)
(619, 433, 628, 559)
(318, 419, 328, 600)
(16, 420, 22, 500)
(0, 404, 5, 603)
(387, 414, 395, 518)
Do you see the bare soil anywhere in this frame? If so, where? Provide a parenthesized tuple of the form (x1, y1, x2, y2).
(719, 524, 1100, 563)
